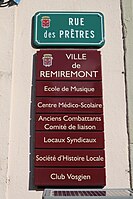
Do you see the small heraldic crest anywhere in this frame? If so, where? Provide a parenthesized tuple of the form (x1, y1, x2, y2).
(42, 54, 53, 67)
(41, 16, 51, 28)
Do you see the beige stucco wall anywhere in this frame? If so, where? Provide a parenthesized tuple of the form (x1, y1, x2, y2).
(0, 7, 15, 199)
(121, 0, 133, 188)
(0, 0, 130, 199)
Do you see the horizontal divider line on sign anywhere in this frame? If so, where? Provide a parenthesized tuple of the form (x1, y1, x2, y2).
(34, 148, 105, 150)
(34, 166, 106, 168)
(35, 113, 104, 115)
(35, 130, 104, 132)
(35, 96, 103, 98)
(35, 80, 103, 82)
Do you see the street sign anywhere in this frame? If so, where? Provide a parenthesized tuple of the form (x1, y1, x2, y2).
(33, 12, 105, 48)
(36, 97, 103, 113)
(36, 50, 102, 81)
(34, 168, 106, 186)
(35, 114, 104, 131)
(36, 81, 103, 97)
(35, 132, 104, 149)
(35, 149, 105, 167)
(34, 49, 105, 187)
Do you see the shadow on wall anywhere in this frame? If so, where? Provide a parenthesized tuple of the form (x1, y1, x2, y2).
(29, 15, 44, 191)
(29, 54, 36, 191)
(29, 54, 44, 191)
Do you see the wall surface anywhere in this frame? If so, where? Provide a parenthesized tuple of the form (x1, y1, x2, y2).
(0, 7, 15, 199)
(121, 0, 133, 188)
(0, 0, 130, 199)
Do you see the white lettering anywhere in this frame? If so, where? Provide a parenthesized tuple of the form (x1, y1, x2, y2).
(40, 70, 99, 79)
(68, 18, 84, 26)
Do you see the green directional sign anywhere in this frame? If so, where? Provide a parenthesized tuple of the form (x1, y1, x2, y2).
(33, 12, 105, 48)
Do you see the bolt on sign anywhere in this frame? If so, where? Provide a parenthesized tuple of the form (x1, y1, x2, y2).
(33, 12, 105, 48)
(34, 49, 106, 187)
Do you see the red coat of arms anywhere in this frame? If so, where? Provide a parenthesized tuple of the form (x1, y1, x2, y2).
(41, 16, 51, 28)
